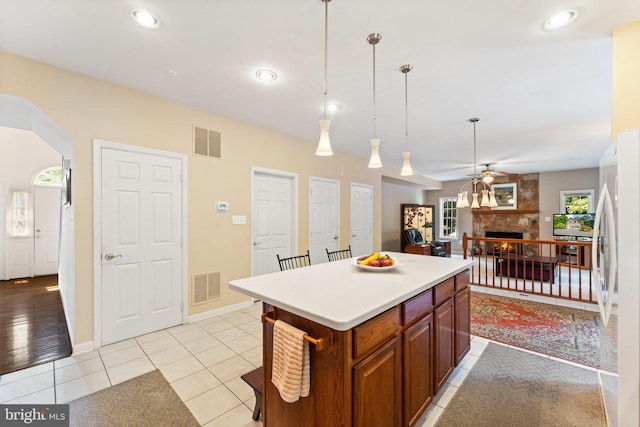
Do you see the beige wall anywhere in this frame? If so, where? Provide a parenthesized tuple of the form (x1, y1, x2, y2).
(0, 51, 436, 345)
(380, 177, 426, 252)
(538, 168, 598, 241)
(612, 20, 640, 136)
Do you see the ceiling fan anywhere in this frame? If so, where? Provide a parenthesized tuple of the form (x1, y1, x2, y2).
(479, 163, 509, 183)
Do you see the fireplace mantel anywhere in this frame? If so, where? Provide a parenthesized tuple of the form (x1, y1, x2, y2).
(472, 209, 538, 215)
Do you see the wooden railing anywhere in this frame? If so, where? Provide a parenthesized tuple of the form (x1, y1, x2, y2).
(462, 233, 595, 303)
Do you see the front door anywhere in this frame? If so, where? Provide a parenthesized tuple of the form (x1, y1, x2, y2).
(33, 186, 61, 276)
(251, 170, 296, 276)
(100, 147, 183, 345)
(309, 177, 339, 264)
(350, 183, 373, 257)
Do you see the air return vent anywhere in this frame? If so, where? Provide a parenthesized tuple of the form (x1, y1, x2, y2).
(192, 272, 221, 305)
(194, 126, 221, 158)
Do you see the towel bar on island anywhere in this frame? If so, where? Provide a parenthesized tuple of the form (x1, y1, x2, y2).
(261, 311, 329, 351)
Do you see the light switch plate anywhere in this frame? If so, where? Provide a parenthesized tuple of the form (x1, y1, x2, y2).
(232, 215, 246, 225)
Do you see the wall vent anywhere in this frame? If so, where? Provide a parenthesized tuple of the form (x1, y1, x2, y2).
(194, 126, 221, 158)
(192, 272, 221, 305)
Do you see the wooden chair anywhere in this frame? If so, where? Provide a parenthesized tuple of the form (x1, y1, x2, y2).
(326, 245, 352, 262)
(241, 366, 264, 421)
(277, 250, 311, 271)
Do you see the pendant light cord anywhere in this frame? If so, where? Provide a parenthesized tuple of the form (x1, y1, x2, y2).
(404, 71, 408, 149)
(372, 42, 377, 138)
(323, 0, 328, 120)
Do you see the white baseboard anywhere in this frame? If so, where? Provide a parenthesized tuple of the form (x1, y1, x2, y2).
(72, 341, 95, 355)
(188, 300, 254, 323)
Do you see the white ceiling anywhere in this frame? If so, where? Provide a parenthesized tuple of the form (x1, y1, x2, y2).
(1, 0, 639, 181)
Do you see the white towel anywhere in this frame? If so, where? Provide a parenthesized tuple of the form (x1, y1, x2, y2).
(271, 320, 310, 403)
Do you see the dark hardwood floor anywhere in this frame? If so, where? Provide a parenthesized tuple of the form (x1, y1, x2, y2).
(0, 275, 72, 376)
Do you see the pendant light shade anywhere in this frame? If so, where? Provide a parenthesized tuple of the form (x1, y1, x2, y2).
(316, 119, 332, 156)
(315, 0, 333, 156)
(367, 33, 382, 168)
(399, 64, 413, 176)
(400, 152, 413, 175)
(368, 139, 383, 168)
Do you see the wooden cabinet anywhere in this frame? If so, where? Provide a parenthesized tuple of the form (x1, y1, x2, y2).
(434, 298, 454, 394)
(261, 269, 471, 427)
(454, 287, 471, 365)
(556, 241, 592, 269)
(354, 337, 402, 427)
(403, 314, 433, 427)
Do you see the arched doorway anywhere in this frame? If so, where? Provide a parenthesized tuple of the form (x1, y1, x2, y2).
(0, 94, 75, 373)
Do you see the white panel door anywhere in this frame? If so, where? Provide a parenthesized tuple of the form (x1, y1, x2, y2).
(252, 172, 294, 276)
(34, 186, 61, 276)
(350, 183, 373, 257)
(8, 238, 32, 279)
(101, 148, 182, 345)
(309, 178, 339, 264)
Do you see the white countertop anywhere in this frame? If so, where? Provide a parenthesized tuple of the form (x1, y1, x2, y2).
(229, 252, 473, 331)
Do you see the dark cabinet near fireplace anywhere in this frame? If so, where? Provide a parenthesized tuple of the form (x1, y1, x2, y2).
(401, 204, 435, 253)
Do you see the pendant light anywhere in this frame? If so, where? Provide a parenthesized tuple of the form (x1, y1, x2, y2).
(315, 0, 333, 156)
(367, 33, 383, 168)
(457, 118, 498, 208)
(400, 64, 414, 176)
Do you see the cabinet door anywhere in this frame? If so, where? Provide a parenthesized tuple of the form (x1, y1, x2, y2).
(454, 287, 471, 366)
(403, 314, 433, 427)
(434, 299, 454, 393)
(353, 337, 402, 427)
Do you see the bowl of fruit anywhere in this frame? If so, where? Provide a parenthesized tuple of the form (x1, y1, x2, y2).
(354, 253, 399, 272)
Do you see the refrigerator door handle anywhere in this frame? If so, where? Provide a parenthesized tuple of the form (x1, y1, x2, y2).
(592, 184, 617, 327)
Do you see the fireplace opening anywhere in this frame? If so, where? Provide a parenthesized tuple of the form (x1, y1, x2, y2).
(485, 231, 524, 255)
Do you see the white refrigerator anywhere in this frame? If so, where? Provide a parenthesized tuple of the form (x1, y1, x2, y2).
(594, 129, 640, 426)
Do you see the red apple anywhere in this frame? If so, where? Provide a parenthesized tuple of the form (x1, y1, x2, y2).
(368, 260, 381, 267)
(381, 259, 393, 267)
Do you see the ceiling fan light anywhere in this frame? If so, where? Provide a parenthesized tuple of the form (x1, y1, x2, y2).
(316, 119, 332, 156)
(368, 138, 383, 168)
(400, 152, 413, 176)
(482, 174, 494, 184)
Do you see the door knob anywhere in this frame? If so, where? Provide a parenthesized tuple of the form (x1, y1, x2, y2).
(104, 253, 123, 261)
(352, 234, 357, 237)
(253, 241, 261, 246)
(334, 235, 338, 240)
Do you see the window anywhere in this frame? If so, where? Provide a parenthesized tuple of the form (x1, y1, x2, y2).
(34, 166, 63, 186)
(560, 189, 594, 214)
(7, 190, 31, 237)
(439, 197, 458, 239)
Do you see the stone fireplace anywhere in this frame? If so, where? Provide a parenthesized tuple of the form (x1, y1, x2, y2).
(472, 173, 540, 246)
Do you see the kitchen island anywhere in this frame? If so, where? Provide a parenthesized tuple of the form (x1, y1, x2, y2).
(229, 252, 473, 427)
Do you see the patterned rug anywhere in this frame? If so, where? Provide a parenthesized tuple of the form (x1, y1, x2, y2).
(435, 343, 606, 427)
(471, 292, 617, 371)
(69, 370, 198, 427)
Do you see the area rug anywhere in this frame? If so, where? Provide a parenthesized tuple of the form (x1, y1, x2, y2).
(435, 343, 606, 427)
(471, 292, 617, 370)
(68, 370, 198, 427)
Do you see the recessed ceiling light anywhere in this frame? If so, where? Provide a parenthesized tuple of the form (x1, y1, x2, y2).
(131, 9, 159, 28)
(543, 10, 579, 30)
(256, 69, 277, 81)
(326, 104, 342, 112)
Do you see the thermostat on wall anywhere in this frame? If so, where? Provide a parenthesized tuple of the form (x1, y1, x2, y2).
(216, 201, 229, 212)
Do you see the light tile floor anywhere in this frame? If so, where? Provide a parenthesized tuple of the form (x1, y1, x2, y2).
(0, 302, 605, 426)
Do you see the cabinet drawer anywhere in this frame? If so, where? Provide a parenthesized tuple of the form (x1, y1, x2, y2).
(433, 278, 454, 307)
(403, 289, 433, 325)
(353, 306, 401, 359)
(455, 270, 470, 292)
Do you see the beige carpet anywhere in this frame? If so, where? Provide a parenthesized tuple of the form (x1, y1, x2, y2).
(435, 343, 606, 427)
(68, 370, 199, 427)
